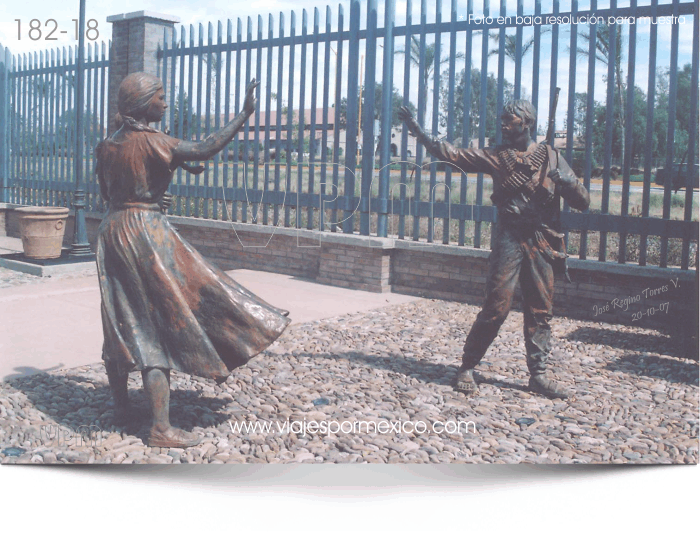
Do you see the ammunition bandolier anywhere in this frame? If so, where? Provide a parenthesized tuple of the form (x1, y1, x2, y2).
(492, 143, 570, 271)
(491, 143, 552, 207)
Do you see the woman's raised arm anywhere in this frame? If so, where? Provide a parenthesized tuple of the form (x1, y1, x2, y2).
(172, 79, 260, 163)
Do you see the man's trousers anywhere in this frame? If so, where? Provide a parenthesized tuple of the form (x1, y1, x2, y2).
(461, 222, 555, 375)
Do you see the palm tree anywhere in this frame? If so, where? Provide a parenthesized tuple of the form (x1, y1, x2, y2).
(575, 23, 626, 164)
(488, 28, 551, 63)
(396, 36, 464, 124)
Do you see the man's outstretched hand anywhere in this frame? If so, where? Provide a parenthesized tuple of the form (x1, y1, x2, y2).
(398, 106, 422, 137)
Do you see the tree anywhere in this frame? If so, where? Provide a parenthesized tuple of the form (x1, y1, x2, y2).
(576, 23, 626, 164)
(629, 86, 651, 166)
(338, 83, 416, 130)
(647, 66, 696, 166)
(488, 28, 551, 63)
(364, 83, 417, 128)
(569, 92, 588, 137)
(439, 67, 514, 145)
(12, 107, 103, 156)
(201, 54, 223, 117)
(396, 36, 464, 122)
(171, 92, 200, 139)
(674, 64, 699, 164)
(588, 88, 651, 168)
(571, 66, 694, 172)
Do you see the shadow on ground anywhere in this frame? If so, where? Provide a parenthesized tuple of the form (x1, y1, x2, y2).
(604, 354, 699, 386)
(564, 326, 682, 357)
(306, 350, 534, 395)
(3, 364, 65, 381)
(4, 371, 232, 442)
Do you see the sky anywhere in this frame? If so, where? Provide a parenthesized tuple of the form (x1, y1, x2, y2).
(0, 0, 695, 133)
(0, 0, 336, 53)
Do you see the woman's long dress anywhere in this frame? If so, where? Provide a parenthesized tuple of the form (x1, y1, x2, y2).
(95, 128, 290, 381)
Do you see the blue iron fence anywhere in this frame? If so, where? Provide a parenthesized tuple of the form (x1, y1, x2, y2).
(0, 0, 697, 271)
(1, 41, 109, 213)
(157, 0, 699, 270)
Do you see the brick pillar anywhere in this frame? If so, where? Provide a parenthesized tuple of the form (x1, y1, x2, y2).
(106, 11, 180, 134)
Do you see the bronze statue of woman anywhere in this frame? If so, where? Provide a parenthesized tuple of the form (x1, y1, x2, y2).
(95, 73, 290, 448)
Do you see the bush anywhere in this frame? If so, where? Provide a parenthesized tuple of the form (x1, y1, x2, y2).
(571, 152, 587, 176)
(671, 193, 685, 208)
(648, 195, 663, 209)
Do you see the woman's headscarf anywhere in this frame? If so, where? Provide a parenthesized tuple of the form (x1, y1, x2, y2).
(115, 72, 163, 132)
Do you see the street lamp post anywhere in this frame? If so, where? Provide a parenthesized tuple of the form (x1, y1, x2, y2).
(69, 0, 91, 257)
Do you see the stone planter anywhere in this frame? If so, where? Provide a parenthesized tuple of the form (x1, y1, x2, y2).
(16, 206, 70, 259)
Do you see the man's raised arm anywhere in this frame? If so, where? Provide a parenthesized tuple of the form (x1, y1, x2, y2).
(398, 106, 495, 175)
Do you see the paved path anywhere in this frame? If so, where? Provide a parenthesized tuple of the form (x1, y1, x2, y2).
(0, 267, 416, 381)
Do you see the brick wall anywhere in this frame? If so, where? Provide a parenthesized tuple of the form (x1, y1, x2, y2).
(174, 220, 322, 280)
(555, 261, 696, 327)
(317, 244, 392, 293)
(1, 203, 695, 331)
(170, 217, 394, 293)
(392, 243, 491, 304)
(392, 238, 696, 329)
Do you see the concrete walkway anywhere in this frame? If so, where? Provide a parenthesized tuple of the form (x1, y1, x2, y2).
(0, 236, 23, 255)
(0, 236, 418, 381)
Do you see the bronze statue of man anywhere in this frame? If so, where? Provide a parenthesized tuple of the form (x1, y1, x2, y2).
(95, 73, 290, 448)
(399, 100, 589, 399)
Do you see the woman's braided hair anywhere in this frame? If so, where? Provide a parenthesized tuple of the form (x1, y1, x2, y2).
(115, 72, 163, 133)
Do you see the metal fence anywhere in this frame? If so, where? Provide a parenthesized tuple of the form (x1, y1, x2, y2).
(1, 0, 698, 271)
(157, 0, 698, 270)
(1, 41, 109, 212)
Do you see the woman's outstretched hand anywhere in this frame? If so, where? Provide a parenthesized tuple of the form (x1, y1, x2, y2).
(172, 78, 260, 163)
(243, 79, 261, 115)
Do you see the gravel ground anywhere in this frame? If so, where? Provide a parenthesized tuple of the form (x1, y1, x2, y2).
(1, 296, 697, 464)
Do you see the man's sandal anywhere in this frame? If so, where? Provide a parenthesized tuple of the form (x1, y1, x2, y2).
(528, 374, 569, 399)
(454, 368, 478, 396)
